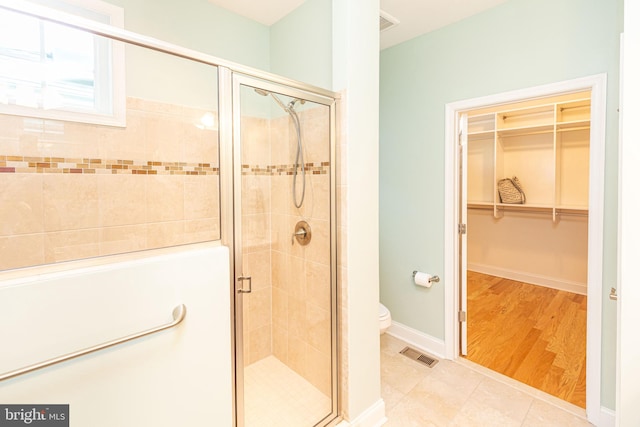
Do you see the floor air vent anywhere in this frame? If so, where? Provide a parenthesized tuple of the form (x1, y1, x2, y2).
(399, 346, 439, 368)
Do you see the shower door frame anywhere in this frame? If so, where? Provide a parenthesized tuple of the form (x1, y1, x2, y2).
(226, 72, 339, 427)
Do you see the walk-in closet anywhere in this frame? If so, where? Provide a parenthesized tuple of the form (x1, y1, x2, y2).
(464, 91, 591, 407)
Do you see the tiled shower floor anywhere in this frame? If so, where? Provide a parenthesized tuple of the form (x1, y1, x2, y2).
(244, 356, 331, 427)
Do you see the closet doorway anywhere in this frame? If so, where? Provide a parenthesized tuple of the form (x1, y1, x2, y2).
(444, 75, 606, 421)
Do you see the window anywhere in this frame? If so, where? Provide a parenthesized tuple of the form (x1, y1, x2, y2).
(0, 0, 125, 126)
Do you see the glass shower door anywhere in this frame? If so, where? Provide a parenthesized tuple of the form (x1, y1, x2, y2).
(232, 75, 337, 427)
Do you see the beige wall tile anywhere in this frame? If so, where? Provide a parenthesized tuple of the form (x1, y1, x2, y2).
(0, 114, 22, 152)
(43, 174, 99, 232)
(184, 218, 219, 243)
(272, 286, 288, 332)
(101, 110, 147, 162)
(182, 126, 218, 165)
(245, 287, 272, 333)
(306, 260, 331, 311)
(0, 234, 44, 270)
(44, 229, 100, 263)
(247, 324, 272, 365)
(99, 225, 147, 256)
(307, 304, 331, 355)
(98, 175, 146, 227)
(59, 121, 103, 158)
(272, 325, 288, 364)
(146, 175, 185, 223)
(270, 175, 289, 215)
(306, 344, 332, 397)
(243, 250, 271, 291)
(272, 251, 305, 297)
(0, 97, 223, 270)
(299, 174, 330, 221)
(242, 175, 270, 215)
(184, 175, 219, 220)
(269, 116, 291, 166)
(288, 255, 306, 299)
(0, 174, 44, 236)
(270, 250, 289, 293)
(242, 117, 270, 166)
(287, 295, 307, 340)
(146, 221, 185, 249)
(287, 335, 307, 377)
(145, 115, 184, 162)
(305, 218, 330, 266)
(242, 213, 271, 253)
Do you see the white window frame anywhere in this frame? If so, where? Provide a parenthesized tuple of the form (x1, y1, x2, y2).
(0, 0, 125, 127)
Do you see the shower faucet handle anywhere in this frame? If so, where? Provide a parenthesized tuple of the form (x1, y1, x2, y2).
(292, 228, 307, 245)
(291, 221, 312, 246)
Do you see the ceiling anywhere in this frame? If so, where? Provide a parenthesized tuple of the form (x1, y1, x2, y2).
(207, 0, 510, 49)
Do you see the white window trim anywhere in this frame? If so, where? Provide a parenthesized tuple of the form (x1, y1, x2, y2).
(0, 0, 125, 127)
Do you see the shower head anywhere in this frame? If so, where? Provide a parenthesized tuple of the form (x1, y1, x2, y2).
(254, 87, 288, 111)
(253, 88, 304, 112)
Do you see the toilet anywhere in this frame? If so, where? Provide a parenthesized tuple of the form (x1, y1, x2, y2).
(379, 303, 391, 335)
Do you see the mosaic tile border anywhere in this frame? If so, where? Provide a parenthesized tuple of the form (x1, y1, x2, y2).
(0, 155, 329, 176)
(242, 161, 330, 176)
(0, 155, 219, 175)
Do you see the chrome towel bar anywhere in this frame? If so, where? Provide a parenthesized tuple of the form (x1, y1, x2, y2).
(0, 304, 186, 382)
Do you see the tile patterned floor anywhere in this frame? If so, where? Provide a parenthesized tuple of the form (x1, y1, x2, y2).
(244, 356, 331, 427)
(381, 334, 594, 426)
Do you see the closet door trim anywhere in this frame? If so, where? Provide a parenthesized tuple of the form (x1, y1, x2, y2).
(443, 73, 607, 423)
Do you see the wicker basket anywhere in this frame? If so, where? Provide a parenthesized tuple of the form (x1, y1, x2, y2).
(497, 177, 526, 204)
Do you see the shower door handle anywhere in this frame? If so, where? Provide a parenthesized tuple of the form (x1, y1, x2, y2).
(237, 276, 252, 294)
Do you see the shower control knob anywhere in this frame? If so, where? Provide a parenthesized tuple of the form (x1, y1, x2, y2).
(291, 221, 312, 246)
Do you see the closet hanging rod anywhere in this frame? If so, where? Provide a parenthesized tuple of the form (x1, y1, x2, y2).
(500, 103, 589, 121)
(0, 304, 187, 382)
(560, 105, 590, 112)
(499, 128, 553, 137)
(556, 125, 590, 132)
(555, 211, 589, 217)
(501, 109, 553, 120)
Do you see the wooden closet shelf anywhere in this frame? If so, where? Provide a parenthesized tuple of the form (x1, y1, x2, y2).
(467, 203, 588, 217)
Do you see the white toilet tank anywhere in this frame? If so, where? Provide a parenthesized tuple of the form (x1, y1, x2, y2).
(379, 303, 391, 335)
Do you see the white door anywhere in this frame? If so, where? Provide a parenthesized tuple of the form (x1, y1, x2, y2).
(617, 0, 640, 424)
(459, 113, 469, 356)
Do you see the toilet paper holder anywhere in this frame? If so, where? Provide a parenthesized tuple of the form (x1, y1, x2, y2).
(413, 270, 440, 283)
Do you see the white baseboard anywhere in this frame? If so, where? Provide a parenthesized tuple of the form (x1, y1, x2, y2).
(387, 321, 446, 359)
(594, 406, 615, 427)
(337, 399, 387, 427)
(468, 263, 587, 295)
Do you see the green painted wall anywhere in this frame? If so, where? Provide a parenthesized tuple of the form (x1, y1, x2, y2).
(104, 0, 270, 71)
(379, 0, 621, 409)
(270, 0, 332, 90)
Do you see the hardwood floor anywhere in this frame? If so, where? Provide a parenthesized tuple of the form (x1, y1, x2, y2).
(464, 271, 587, 408)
